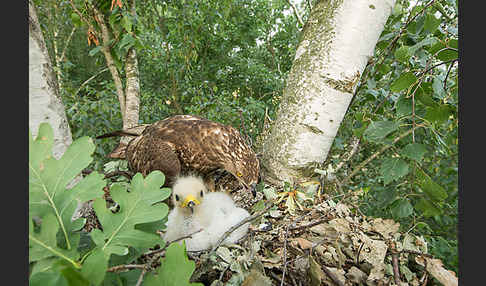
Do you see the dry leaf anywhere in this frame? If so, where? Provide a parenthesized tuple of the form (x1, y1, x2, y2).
(415, 257, 458, 286)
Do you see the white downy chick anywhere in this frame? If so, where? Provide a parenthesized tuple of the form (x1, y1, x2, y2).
(164, 175, 250, 251)
(198, 192, 250, 246)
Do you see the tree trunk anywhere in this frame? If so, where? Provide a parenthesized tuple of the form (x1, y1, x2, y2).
(261, 0, 395, 184)
(29, 0, 73, 160)
(122, 47, 141, 144)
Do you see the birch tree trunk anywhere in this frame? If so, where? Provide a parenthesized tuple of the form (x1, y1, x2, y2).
(29, 0, 73, 160)
(262, 0, 395, 184)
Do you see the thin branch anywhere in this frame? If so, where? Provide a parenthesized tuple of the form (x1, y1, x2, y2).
(443, 59, 458, 92)
(286, 0, 304, 28)
(209, 199, 276, 254)
(135, 268, 147, 286)
(107, 264, 146, 273)
(59, 27, 76, 63)
(281, 210, 316, 286)
(74, 68, 109, 96)
(342, 125, 425, 184)
(390, 242, 401, 285)
(144, 229, 203, 257)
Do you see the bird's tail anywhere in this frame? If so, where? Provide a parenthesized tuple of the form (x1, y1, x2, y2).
(95, 130, 140, 139)
(96, 124, 151, 139)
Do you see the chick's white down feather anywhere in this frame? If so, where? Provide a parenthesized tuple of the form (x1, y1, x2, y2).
(164, 175, 250, 251)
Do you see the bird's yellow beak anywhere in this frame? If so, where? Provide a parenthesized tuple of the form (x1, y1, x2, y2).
(181, 194, 201, 208)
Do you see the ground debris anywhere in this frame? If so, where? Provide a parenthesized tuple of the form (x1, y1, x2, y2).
(182, 183, 459, 286)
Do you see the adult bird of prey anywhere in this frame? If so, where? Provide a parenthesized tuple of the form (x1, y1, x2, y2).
(96, 115, 260, 194)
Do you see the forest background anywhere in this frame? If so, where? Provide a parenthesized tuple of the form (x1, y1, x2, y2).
(31, 0, 458, 280)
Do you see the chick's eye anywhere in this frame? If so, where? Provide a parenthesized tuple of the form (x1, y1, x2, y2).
(200, 190, 204, 197)
(236, 172, 243, 177)
(175, 194, 180, 201)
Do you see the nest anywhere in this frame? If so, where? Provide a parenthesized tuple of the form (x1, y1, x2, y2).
(185, 177, 458, 286)
(77, 172, 458, 286)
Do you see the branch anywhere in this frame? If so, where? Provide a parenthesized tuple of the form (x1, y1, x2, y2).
(342, 125, 425, 184)
(286, 0, 304, 28)
(59, 27, 76, 63)
(107, 264, 145, 273)
(74, 68, 109, 96)
(91, 5, 127, 120)
(209, 199, 276, 254)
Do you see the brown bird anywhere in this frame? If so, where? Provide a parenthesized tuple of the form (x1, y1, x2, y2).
(96, 115, 260, 194)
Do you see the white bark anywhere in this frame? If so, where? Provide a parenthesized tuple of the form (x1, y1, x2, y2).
(262, 0, 395, 183)
(29, 1, 73, 160)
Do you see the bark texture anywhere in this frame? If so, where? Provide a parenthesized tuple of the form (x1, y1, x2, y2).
(29, 1, 73, 160)
(262, 0, 395, 184)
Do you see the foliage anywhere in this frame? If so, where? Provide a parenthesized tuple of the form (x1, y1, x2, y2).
(29, 123, 197, 285)
(327, 0, 458, 273)
(33, 0, 458, 278)
(144, 242, 204, 286)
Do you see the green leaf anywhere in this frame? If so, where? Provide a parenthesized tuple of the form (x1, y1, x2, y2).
(400, 143, 428, 162)
(390, 72, 417, 93)
(425, 104, 452, 124)
(437, 49, 458, 61)
(91, 172, 168, 259)
(395, 96, 412, 117)
(380, 157, 409, 185)
(122, 15, 133, 33)
(70, 13, 82, 28)
(29, 214, 80, 269)
(118, 34, 135, 52)
(144, 242, 204, 286)
(88, 46, 102, 57)
(29, 272, 69, 286)
(29, 123, 104, 250)
(424, 13, 441, 34)
(363, 121, 400, 143)
(394, 46, 411, 63)
(416, 169, 447, 202)
(415, 82, 437, 107)
(391, 199, 413, 218)
(81, 247, 108, 285)
(415, 198, 443, 217)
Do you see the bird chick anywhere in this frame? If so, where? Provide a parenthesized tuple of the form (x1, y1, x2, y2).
(164, 175, 250, 251)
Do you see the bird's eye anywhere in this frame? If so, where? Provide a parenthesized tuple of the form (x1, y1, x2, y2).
(200, 190, 204, 197)
(175, 194, 180, 201)
(236, 171, 243, 177)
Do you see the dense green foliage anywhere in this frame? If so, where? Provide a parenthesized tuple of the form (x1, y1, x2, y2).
(33, 0, 458, 279)
(327, 0, 458, 272)
(29, 123, 199, 285)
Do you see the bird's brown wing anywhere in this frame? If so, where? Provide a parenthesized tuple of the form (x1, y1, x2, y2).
(126, 135, 181, 185)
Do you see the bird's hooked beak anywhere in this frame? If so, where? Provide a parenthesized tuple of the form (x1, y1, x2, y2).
(182, 194, 200, 213)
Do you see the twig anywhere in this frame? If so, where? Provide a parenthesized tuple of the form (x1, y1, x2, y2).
(390, 242, 401, 285)
(400, 249, 434, 258)
(104, 170, 133, 180)
(135, 268, 147, 286)
(356, 242, 364, 265)
(145, 229, 203, 256)
(107, 264, 145, 273)
(342, 125, 425, 184)
(443, 59, 458, 92)
(281, 211, 315, 286)
(210, 199, 276, 254)
(321, 263, 345, 286)
(288, 216, 333, 231)
(286, 0, 304, 28)
(74, 68, 109, 96)
(271, 272, 290, 286)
